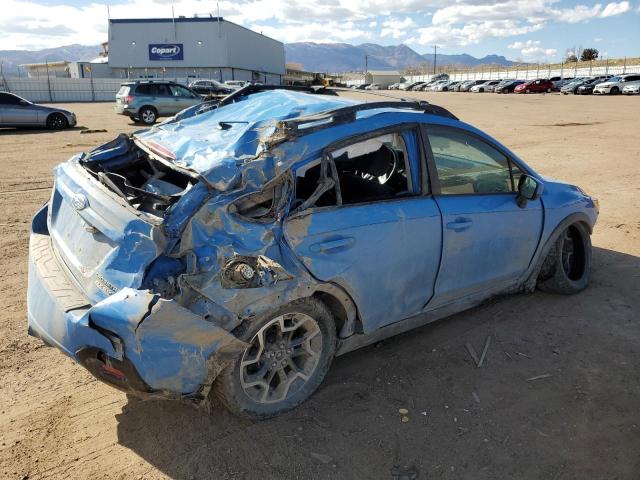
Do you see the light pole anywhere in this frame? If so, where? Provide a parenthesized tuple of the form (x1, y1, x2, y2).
(433, 45, 437, 75)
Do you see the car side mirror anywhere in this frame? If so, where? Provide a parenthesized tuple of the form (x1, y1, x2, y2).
(517, 174, 543, 208)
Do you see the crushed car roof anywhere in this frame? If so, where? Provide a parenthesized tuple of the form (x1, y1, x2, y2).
(132, 89, 431, 183)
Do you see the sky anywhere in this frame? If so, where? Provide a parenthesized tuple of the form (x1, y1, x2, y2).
(1, 0, 639, 61)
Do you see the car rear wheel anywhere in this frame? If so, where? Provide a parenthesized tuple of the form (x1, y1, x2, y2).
(214, 297, 336, 419)
(537, 223, 591, 294)
(138, 106, 157, 125)
(525, 88, 531, 94)
(46, 113, 68, 130)
(546, 88, 551, 93)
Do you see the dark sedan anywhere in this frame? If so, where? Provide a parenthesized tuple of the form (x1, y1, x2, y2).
(0, 92, 76, 129)
(494, 80, 526, 93)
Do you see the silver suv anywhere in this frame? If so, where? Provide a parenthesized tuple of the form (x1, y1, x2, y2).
(115, 81, 202, 124)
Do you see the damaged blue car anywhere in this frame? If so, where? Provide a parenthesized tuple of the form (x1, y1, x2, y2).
(27, 86, 599, 418)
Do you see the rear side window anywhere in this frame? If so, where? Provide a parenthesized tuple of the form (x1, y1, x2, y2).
(293, 130, 418, 212)
(426, 125, 522, 195)
(0, 93, 22, 105)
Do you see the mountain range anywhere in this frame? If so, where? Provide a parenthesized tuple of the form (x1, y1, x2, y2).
(0, 42, 515, 76)
(0, 44, 101, 76)
(285, 42, 515, 72)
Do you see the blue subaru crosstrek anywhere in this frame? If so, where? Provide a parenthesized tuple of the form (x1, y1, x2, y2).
(27, 85, 599, 418)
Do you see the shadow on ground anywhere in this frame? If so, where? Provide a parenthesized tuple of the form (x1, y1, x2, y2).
(115, 247, 640, 479)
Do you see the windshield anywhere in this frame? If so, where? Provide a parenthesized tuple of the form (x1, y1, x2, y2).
(608, 76, 622, 82)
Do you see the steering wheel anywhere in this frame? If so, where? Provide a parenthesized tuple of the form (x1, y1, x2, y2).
(362, 144, 399, 185)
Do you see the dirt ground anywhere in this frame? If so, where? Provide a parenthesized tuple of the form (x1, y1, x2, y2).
(1, 92, 639, 480)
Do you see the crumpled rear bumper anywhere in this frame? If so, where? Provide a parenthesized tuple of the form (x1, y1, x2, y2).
(27, 204, 245, 399)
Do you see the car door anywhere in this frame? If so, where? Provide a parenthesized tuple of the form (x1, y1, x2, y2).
(422, 124, 543, 308)
(283, 127, 442, 333)
(0, 93, 35, 125)
(169, 85, 200, 113)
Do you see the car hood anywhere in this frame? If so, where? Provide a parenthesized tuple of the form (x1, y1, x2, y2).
(595, 82, 614, 87)
(134, 90, 357, 184)
(29, 104, 73, 115)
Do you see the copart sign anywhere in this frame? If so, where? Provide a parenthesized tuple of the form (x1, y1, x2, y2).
(149, 44, 184, 61)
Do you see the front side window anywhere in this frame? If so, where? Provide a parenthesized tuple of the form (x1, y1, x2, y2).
(170, 85, 194, 97)
(426, 126, 522, 195)
(293, 130, 417, 212)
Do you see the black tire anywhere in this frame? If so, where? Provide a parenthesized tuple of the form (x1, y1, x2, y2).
(525, 88, 531, 94)
(537, 223, 591, 294)
(138, 106, 157, 125)
(214, 297, 336, 419)
(546, 88, 552, 93)
(610, 86, 620, 95)
(46, 112, 68, 130)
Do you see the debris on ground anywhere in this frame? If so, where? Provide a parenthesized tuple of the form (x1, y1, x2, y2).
(310, 452, 333, 464)
(527, 373, 554, 381)
(80, 128, 107, 134)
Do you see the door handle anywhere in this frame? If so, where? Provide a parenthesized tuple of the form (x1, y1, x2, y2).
(446, 218, 473, 232)
(310, 237, 355, 253)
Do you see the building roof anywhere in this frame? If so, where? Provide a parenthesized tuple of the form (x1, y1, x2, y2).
(110, 17, 223, 24)
(366, 70, 401, 76)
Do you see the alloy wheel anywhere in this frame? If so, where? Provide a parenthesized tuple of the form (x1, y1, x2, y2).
(240, 312, 322, 404)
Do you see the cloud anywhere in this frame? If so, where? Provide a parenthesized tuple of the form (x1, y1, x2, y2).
(600, 1, 631, 16)
(380, 17, 416, 39)
(508, 39, 557, 60)
(0, 0, 634, 51)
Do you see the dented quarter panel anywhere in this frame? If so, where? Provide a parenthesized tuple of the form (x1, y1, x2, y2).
(90, 288, 246, 393)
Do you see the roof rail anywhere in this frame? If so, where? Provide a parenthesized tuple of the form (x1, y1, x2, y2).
(275, 100, 458, 138)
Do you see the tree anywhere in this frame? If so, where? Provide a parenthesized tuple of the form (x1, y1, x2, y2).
(581, 48, 599, 61)
(566, 53, 578, 62)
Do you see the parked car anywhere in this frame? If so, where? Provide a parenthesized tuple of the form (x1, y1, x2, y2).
(470, 80, 502, 93)
(562, 76, 610, 95)
(458, 80, 486, 92)
(427, 80, 450, 91)
(435, 81, 461, 92)
(115, 81, 202, 125)
(593, 74, 640, 95)
(188, 79, 234, 96)
(494, 80, 526, 94)
(356, 83, 371, 90)
(225, 80, 249, 89)
(365, 84, 382, 90)
(552, 78, 575, 90)
(387, 83, 401, 90)
(514, 79, 554, 94)
(0, 92, 76, 129)
(410, 82, 428, 91)
(622, 80, 640, 95)
(27, 85, 598, 419)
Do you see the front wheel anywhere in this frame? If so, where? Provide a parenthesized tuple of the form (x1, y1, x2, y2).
(46, 113, 68, 130)
(610, 87, 620, 95)
(525, 88, 531, 94)
(214, 297, 336, 419)
(546, 88, 551, 93)
(537, 223, 591, 294)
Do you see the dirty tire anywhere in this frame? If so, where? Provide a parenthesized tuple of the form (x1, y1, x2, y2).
(46, 113, 68, 130)
(138, 106, 157, 125)
(537, 223, 591, 294)
(214, 297, 336, 419)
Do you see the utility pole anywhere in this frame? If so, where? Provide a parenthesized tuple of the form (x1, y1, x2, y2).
(433, 45, 437, 75)
(364, 55, 368, 85)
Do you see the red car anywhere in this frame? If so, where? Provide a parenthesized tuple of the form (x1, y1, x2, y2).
(514, 79, 554, 94)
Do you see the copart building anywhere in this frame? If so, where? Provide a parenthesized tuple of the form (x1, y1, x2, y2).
(74, 16, 285, 83)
